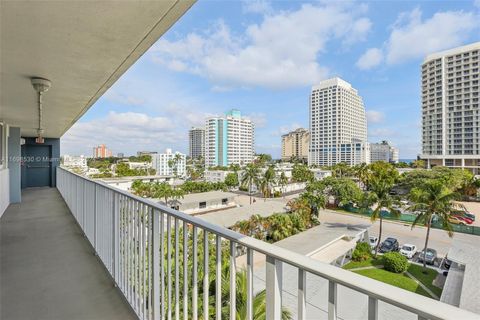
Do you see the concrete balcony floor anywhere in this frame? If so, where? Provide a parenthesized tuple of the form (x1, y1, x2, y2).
(0, 187, 136, 320)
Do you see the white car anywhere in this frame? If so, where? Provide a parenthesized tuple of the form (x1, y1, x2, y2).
(369, 236, 378, 249)
(400, 244, 417, 259)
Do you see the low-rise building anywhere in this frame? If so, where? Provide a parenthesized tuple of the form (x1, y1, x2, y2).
(167, 191, 238, 215)
(204, 169, 233, 183)
(311, 168, 332, 180)
(62, 155, 87, 169)
(151, 149, 186, 177)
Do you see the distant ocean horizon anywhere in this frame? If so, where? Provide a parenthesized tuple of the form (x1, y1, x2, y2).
(399, 159, 415, 164)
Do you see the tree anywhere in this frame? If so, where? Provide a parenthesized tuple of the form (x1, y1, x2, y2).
(225, 172, 239, 189)
(353, 162, 370, 190)
(153, 182, 174, 207)
(255, 153, 272, 166)
(360, 162, 400, 257)
(278, 171, 289, 198)
(411, 159, 426, 169)
(241, 164, 260, 205)
(259, 165, 276, 200)
(331, 162, 353, 178)
(301, 181, 327, 217)
(291, 163, 313, 183)
(408, 179, 457, 269)
(322, 176, 362, 208)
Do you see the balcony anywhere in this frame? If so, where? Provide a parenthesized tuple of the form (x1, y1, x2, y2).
(3, 167, 477, 320)
(0, 187, 136, 320)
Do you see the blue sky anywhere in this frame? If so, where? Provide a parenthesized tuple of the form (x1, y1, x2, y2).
(61, 0, 480, 159)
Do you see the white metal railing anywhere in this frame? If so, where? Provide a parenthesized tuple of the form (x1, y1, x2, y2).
(56, 167, 480, 320)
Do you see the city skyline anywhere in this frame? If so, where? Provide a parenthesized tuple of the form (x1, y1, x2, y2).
(60, 1, 480, 158)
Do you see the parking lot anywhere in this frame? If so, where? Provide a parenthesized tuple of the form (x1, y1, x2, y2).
(318, 208, 478, 261)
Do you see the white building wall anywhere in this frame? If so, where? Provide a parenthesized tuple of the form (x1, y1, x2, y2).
(152, 149, 186, 177)
(309, 77, 369, 166)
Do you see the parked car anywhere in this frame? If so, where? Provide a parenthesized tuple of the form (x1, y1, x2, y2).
(451, 214, 474, 224)
(448, 216, 467, 225)
(379, 237, 399, 253)
(444, 257, 452, 269)
(418, 248, 437, 265)
(369, 236, 378, 249)
(400, 244, 417, 259)
(452, 210, 476, 222)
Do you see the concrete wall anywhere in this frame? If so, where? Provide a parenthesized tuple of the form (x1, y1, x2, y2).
(0, 168, 9, 219)
(8, 127, 21, 203)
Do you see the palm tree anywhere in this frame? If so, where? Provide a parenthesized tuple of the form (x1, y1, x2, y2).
(408, 179, 457, 269)
(259, 165, 276, 201)
(331, 162, 352, 178)
(221, 269, 292, 320)
(154, 182, 173, 207)
(241, 164, 260, 205)
(278, 171, 289, 198)
(354, 162, 370, 190)
(360, 162, 400, 257)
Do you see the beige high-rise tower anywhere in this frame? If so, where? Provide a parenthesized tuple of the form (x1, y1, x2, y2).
(281, 128, 309, 162)
(421, 42, 480, 172)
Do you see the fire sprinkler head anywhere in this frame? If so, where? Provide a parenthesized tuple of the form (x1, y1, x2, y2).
(31, 77, 52, 93)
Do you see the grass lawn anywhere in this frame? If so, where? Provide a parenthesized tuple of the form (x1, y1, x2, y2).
(343, 258, 383, 270)
(408, 264, 443, 297)
(353, 268, 432, 298)
(344, 258, 443, 299)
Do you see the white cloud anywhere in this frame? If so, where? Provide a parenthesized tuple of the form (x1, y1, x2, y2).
(369, 127, 396, 138)
(151, 3, 371, 89)
(475, 0, 480, 8)
(245, 112, 267, 128)
(356, 48, 383, 70)
(386, 8, 478, 64)
(357, 8, 479, 69)
(242, 0, 272, 14)
(366, 110, 385, 124)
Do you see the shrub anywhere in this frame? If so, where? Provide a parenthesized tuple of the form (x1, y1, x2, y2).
(383, 252, 408, 273)
(351, 242, 372, 262)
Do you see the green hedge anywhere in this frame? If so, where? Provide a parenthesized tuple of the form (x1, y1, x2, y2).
(383, 252, 408, 273)
(351, 242, 372, 262)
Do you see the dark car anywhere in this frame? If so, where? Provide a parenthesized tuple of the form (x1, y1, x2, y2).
(418, 248, 437, 265)
(379, 237, 399, 253)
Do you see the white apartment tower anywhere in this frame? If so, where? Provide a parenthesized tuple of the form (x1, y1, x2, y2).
(309, 77, 369, 166)
(421, 42, 480, 173)
(204, 110, 254, 167)
(151, 149, 186, 177)
(188, 127, 204, 159)
(370, 141, 399, 163)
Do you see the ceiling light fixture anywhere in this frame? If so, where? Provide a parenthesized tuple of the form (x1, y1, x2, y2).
(31, 77, 51, 144)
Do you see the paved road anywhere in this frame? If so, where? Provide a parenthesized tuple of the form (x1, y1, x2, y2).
(318, 209, 477, 258)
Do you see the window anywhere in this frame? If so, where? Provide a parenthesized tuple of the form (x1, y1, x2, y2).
(222, 198, 228, 205)
(199, 201, 206, 209)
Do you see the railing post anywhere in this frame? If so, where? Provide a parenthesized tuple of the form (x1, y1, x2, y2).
(266, 256, 282, 320)
(113, 192, 119, 281)
(246, 248, 253, 320)
(368, 296, 378, 320)
(229, 241, 236, 320)
(328, 280, 337, 320)
(93, 184, 97, 250)
(298, 269, 306, 320)
(152, 209, 160, 320)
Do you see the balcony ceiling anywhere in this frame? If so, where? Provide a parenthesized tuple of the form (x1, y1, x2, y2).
(0, 0, 194, 138)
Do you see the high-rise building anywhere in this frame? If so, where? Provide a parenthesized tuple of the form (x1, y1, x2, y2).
(421, 42, 480, 173)
(309, 77, 369, 166)
(204, 109, 254, 167)
(189, 127, 205, 159)
(93, 144, 112, 158)
(151, 149, 186, 177)
(281, 128, 310, 161)
(370, 141, 399, 163)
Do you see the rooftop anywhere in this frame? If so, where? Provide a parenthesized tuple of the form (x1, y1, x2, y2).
(177, 190, 238, 204)
(198, 199, 287, 228)
(424, 42, 480, 62)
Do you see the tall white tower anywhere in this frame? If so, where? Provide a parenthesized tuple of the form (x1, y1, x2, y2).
(421, 42, 480, 173)
(309, 77, 369, 166)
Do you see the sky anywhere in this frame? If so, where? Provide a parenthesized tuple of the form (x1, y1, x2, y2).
(61, 0, 480, 159)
